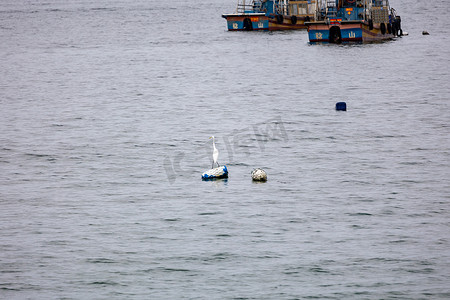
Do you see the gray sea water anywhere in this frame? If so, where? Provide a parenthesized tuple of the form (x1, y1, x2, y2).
(1, 0, 449, 299)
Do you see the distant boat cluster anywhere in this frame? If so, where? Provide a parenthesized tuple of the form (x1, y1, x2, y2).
(222, 0, 403, 43)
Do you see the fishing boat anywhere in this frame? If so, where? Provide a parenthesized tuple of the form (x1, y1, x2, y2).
(305, 0, 402, 43)
(222, 0, 317, 31)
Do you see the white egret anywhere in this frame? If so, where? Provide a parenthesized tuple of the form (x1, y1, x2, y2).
(209, 136, 220, 169)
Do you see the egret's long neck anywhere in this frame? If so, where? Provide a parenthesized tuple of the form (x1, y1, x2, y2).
(212, 138, 216, 149)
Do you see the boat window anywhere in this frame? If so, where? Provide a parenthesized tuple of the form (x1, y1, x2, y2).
(291, 4, 298, 15)
(308, 3, 315, 15)
(299, 3, 307, 15)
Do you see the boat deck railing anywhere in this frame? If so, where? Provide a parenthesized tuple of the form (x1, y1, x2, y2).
(235, 0, 265, 14)
(236, 0, 288, 15)
(237, 4, 257, 13)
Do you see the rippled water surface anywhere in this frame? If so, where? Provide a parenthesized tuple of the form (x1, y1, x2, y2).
(1, 0, 449, 299)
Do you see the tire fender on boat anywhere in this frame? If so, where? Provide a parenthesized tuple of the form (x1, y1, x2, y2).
(243, 18, 253, 31)
(380, 23, 386, 35)
(291, 15, 297, 25)
(276, 14, 284, 24)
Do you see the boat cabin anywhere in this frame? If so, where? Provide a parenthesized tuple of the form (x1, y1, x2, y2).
(235, 0, 316, 18)
(315, 0, 391, 23)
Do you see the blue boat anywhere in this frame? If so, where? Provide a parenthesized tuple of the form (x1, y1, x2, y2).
(222, 0, 317, 31)
(305, 0, 403, 43)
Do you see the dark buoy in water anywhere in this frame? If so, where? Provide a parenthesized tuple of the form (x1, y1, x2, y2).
(336, 102, 347, 111)
(422, 31, 429, 35)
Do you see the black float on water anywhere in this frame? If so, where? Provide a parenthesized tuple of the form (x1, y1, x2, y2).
(336, 102, 347, 111)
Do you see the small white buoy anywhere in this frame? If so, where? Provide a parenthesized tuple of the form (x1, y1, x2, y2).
(251, 168, 267, 182)
(202, 165, 228, 180)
